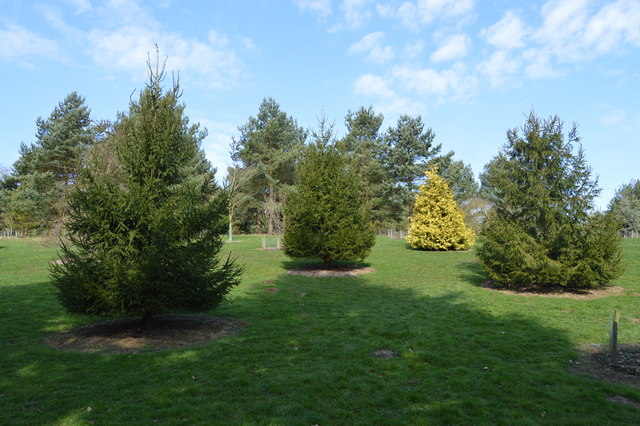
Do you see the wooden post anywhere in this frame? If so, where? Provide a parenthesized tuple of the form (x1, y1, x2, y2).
(276, 236, 281, 249)
(610, 310, 620, 364)
(262, 236, 266, 250)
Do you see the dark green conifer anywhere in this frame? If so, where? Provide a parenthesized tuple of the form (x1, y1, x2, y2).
(477, 112, 622, 289)
(51, 57, 242, 325)
(284, 118, 375, 266)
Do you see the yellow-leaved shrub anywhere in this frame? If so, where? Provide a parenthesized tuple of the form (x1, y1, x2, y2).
(407, 170, 474, 251)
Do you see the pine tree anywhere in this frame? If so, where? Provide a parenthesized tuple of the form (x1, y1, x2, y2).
(477, 111, 622, 289)
(381, 115, 441, 224)
(339, 106, 388, 228)
(51, 57, 242, 325)
(231, 97, 307, 234)
(608, 179, 640, 233)
(284, 118, 375, 266)
(407, 170, 474, 251)
(4, 93, 103, 234)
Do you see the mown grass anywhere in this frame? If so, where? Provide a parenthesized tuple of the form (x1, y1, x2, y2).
(1, 236, 639, 424)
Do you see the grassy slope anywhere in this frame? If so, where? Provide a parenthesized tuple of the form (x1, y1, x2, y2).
(0, 237, 639, 425)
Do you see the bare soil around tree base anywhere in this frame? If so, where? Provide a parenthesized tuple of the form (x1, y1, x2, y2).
(43, 314, 248, 354)
(570, 343, 640, 392)
(287, 264, 373, 277)
(481, 281, 630, 300)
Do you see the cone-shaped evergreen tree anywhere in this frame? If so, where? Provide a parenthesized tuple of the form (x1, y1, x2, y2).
(477, 112, 622, 289)
(284, 119, 375, 266)
(51, 57, 242, 325)
(407, 170, 474, 250)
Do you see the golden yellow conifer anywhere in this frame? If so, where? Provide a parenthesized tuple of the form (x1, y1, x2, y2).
(407, 170, 474, 250)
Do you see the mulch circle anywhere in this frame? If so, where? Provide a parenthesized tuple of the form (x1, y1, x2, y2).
(287, 264, 373, 277)
(481, 281, 628, 300)
(570, 343, 640, 389)
(43, 314, 248, 354)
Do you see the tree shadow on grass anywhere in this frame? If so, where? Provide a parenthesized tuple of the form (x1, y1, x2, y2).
(281, 258, 373, 271)
(457, 260, 488, 286)
(2, 273, 640, 424)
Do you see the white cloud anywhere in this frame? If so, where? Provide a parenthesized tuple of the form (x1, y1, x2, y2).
(87, 26, 243, 87)
(64, 0, 92, 13)
(404, 40, 424, 58)
(391, 63, 476, 98)
(480, 10, 528, 50)
(430, 33, 470, 63)
(0, 24, 62, 62)
(354, 73, 395, 98)
(533, 0, 640, 61)
(477, 50, 521, 87)
(474, 0, 640, 87)
(241, 37, 258, 51)
(584, 0, 640, 54)
(348, 32, 394, 63)
(522, 48, 559, 79)
(535, 0, 591, 61)
(294, 0, 332, 19)
(353, 74, 425, 117)
(378, 0, 475, 31)
(341, 0, 373, 28)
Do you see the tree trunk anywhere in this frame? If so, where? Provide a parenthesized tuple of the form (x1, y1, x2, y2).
(267, 185, 276, 235)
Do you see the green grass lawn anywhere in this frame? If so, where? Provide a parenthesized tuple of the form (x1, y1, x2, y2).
(1, 236, 639, 424)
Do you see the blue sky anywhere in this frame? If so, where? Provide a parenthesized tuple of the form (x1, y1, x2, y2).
(1, 0, 639, 209)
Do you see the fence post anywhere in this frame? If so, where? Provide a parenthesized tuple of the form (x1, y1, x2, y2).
(610, 310, 620, 364)
(262, 236, 266, 250)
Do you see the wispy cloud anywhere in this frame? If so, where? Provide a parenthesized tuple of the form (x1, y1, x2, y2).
(391, 63, 476, 98)
(341, 0, 373, 28)
(87, 25, 243, 87)
(479, 10, 528, 50)
(22, 0, 249, 87)
(293, 0, 332, 20)
(64, 0, 93, 14)
(0, 24, 63, 63)
(430, 33, 470, 63)
(476, 0, 640, 87)
(477, 51, 521, 87)
(377, 0, 475, 32)
(348, 32, 394, 63)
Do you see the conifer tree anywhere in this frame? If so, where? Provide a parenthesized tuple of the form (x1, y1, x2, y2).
(407, 170, 474, 251)
(381, 114, 441, 225)
(477, 111, 622, 289)
(608, 179, 640, 233)
(339, 106, 388, 228)
(284, 118, 375, 266)
(231, 97, 307, 234)
(51, 56, 242, 325)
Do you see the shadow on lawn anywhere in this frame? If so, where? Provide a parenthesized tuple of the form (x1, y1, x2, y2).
(280, 258, 373, 270)
(2, 274, 640, 424)
(457, 260, 488, 286)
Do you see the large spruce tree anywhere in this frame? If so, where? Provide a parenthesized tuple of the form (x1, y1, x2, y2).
(477, 112, 622, 289)
(51, 59, 242, 325)
(407, 170, 473, 251)
(284, 119, 375, 266)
